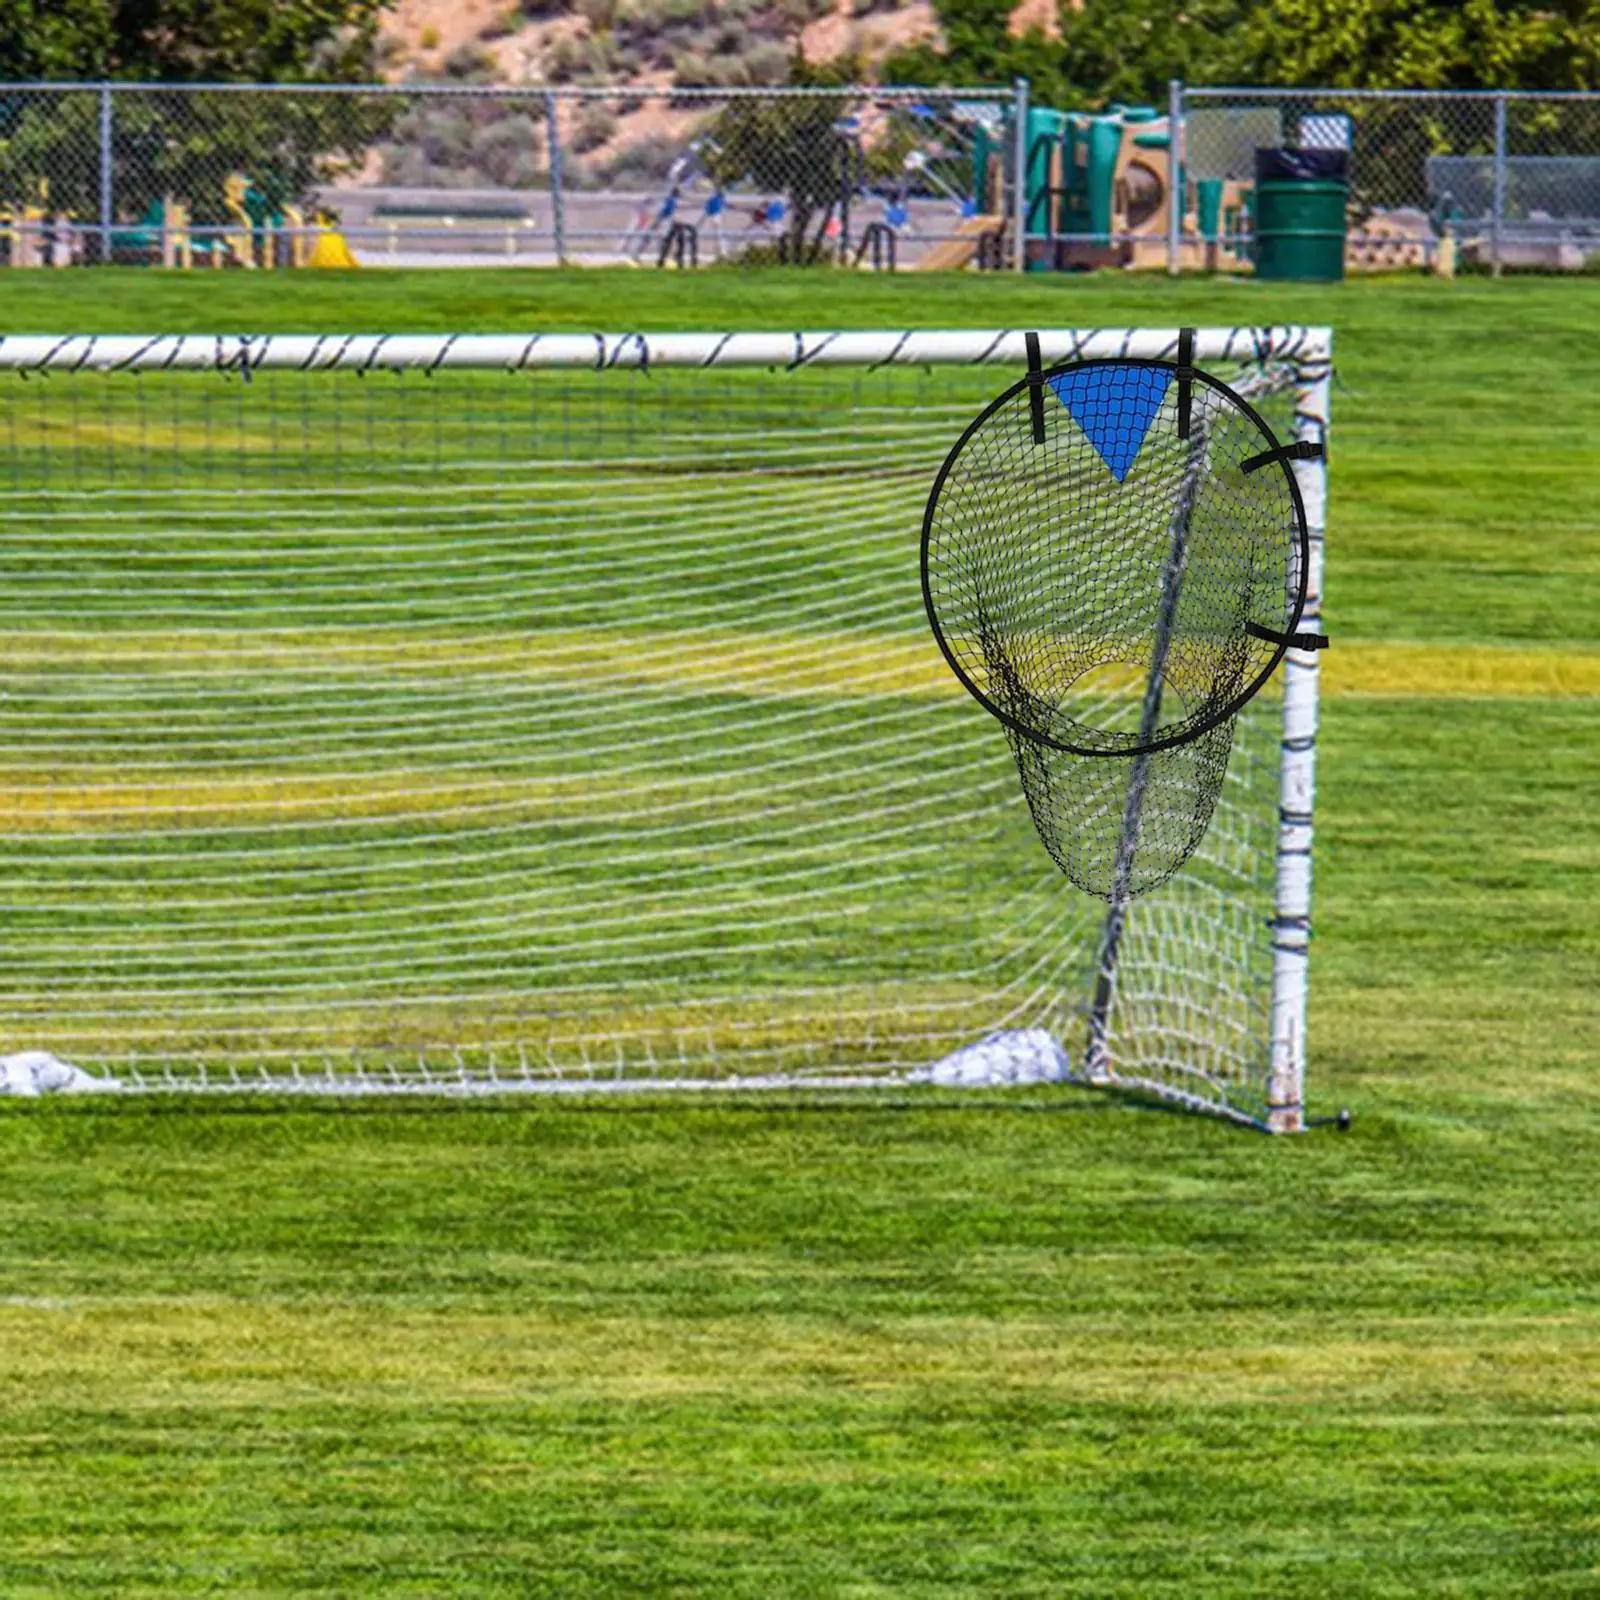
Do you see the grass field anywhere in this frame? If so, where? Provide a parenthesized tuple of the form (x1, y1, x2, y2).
(1, 270, 1597, 1595)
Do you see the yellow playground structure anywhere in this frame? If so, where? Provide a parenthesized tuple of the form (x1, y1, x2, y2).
(2, 180, 75, 268)
(3, 174, 357, 269)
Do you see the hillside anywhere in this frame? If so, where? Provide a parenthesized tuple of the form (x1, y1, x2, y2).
(378, 0, 946, 91)
(359, 0, 1022, 207)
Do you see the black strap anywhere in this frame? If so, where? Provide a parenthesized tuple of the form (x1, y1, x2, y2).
(1241, 439, 1325, 476)
(1176, 326, 1194, 441)
(1025, 330, 1045, 445)
(1247, 620, 1330, 651)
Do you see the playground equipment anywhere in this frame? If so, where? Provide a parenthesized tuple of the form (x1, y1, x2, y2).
(106, 196, 204, 267)
(3, 172, 353, 269)
(1426, 153, 1599, 271)
(1344, 209, 1454, 274)
(306, 217, 360, 268)
(859, 102, 1006, 270)
(915, 213, 1007, 271)
(622, 136, 858, 268)
(223, 174, 310, 268)
(618, 99, 1009, 271)
(620, 144, 729, 266)
(117, 181, 343, 269)
(1019, 100, 1452, 277)
(3, 202, 54, 267)
(842, 152, 1000, 271)
(1024, 103, 1251, 272)
(3, 180, 75, 267)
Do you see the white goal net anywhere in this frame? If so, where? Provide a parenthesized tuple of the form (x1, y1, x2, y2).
(0, 328, 1328, 1128)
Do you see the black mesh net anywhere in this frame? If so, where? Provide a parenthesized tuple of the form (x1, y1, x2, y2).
(1002, 716, 1237, 900)
(921, 353, 1310, 899)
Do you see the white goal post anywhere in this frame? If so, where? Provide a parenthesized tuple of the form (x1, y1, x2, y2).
(0, 326, 1329, 1129)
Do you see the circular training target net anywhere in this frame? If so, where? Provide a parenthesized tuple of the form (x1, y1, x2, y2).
(921, 343, 1313, 900)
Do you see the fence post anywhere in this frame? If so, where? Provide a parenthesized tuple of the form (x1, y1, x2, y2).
(98, 83, 114, 265)
(1167, 78, 1184, 276)
(1491, 91, 1507, 278)
(546, 89, 567, 267)
(1011, 76, 1029, 274)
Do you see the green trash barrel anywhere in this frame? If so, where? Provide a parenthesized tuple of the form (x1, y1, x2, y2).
(1253, 147, 1349, 282)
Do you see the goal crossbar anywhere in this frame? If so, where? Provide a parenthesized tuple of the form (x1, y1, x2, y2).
(0, 326, 1329, 375)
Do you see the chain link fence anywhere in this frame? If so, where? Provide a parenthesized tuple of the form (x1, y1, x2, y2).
(2, 80, 1595, 274)
(0, 81, 1022, 270)
(1180, 86, 1600, 273)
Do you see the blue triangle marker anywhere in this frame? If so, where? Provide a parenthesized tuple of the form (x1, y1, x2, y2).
(1047, 364, 1173, 483)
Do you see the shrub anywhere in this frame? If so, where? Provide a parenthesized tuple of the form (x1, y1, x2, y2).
(498, 149, 546, 187)
(380, 143, 431, 186)
(571, 104, 619, 155)
(670, 49, 712, 85)
(588, 34, 629, 74)
(481, 6, 523, 40)
(675, 36, 791, 86)
(651, 21, 698, 58)
(739, 39, 791, 83)
(473, 114, 544, 184)
(419, 24, 441, 49)
(663, 0, 716, 24)
(544, 33, 587, 81)
(442, 41, 497, 79)
(590, 132, 687, 187)
(419, 109, 475, 164)
(776, 0, 835, 23)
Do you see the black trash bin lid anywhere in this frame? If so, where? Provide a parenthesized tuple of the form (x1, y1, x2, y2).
(1255, 146, 1350, 184)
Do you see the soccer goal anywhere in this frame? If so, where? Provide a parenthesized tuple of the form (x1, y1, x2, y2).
(0, 328, 1328, 1129)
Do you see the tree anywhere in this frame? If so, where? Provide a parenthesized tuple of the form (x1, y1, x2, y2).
(882, 0, 1598, 102)
(879, 0, 1076, 106)
(704, 87, 855, 261)
(1240, 0, 1600, 230)
(882, 0, 1256, 109)
(0, 0, 396, 233)
(1054, 0, 1260, 108)
(1245, 0, 1600, 91)
(0, 1, 115, 82)
(0, 0, 390, 84)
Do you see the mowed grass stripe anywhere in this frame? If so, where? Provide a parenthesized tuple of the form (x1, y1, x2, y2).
(1, 1297, 1597, 1409)
(1325, 642, 1600, 698)
(0, 982, 1016, 1064)
(4, 628, 951, 697)
(6, 630, 1597, 699)
(2, 648, 1591, 832)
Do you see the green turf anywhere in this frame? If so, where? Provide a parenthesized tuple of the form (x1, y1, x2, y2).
(0, 270, 1597, 1595)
